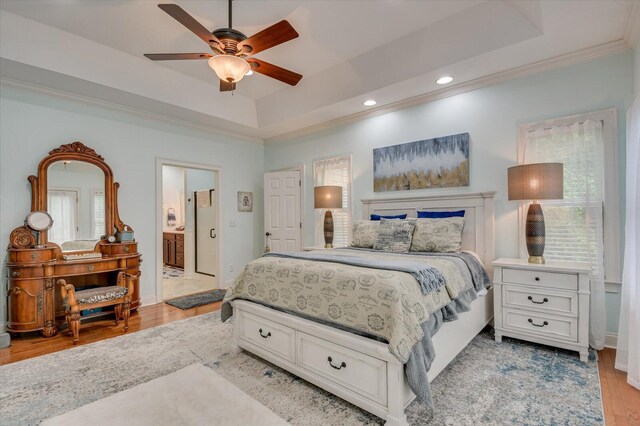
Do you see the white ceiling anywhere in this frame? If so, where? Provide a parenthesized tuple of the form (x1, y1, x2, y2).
(0, 0, 637, 141)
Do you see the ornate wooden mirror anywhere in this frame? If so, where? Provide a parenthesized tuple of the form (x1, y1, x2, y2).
(25, 141, 129, 252)
(6, 141, 141, 338)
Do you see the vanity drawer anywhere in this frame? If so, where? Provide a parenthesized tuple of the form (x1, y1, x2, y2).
(7, 266, 44, 279)
(503, 308, 577, 342)
(238, 310, 296, 363)
(502, 268, 577, 291)
(297, 331, 387, 406)
(502, 284, 577, 317)
(55, 259, 120, 276)
(175, 234, 184, 241)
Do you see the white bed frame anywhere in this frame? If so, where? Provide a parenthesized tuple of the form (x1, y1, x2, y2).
(231, 192, 496, 425)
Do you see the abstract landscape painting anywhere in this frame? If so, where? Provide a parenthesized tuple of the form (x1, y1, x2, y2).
(373, 133, 470, 192)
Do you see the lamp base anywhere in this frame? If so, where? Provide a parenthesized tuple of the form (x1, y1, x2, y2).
(525, 202, 546, 264)
(323, 210, 334, 248)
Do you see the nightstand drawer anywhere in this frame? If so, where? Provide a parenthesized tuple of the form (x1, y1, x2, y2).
(503, 308, 577, 342)
(503, 285, 577, 317)
(502, 268, 577, 291)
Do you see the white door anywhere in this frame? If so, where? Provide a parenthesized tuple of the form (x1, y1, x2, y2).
(196, 189, 217, 276)
(264, 170, 302, 252)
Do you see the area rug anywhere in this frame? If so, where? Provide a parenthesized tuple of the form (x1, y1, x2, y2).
(0, 311, 604, 425)
(41, 364, 288, 426)
(165, 289, 227, 309)
(162, 265, 183, 279)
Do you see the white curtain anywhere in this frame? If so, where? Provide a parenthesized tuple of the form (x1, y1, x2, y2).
(313, 156, 352, 247)
(615, 100, 640, 389)
(524, 119, 606, 349)
(48, 190, 77, 244)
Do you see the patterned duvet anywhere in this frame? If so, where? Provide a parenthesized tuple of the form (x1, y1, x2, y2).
(222, 249, 488, 363)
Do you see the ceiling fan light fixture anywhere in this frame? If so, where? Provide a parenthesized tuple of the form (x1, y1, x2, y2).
(208, 55, 251, 83)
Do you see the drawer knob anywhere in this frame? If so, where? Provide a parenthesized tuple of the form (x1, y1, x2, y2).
(534, 276, 540, 281)
(258, 328, 271, 339)
(528, 318, 549, 327)
(327, 356, 347, 370)
(87, 265, 95, 272)
(11, 271, 21, 278)
(527, 296, 549, 305)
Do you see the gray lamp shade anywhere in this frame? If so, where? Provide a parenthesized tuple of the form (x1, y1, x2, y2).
(314, 186, 343, 209)
(508, 163, 563, 201)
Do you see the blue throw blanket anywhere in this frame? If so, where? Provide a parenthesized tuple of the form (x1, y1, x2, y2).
(263, 251, 446, 295)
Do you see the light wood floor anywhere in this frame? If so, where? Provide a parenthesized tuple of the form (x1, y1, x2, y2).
(1, 302, 639, 425)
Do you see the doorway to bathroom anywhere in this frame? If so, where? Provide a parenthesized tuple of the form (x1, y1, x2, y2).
(160, 164, 219, 301)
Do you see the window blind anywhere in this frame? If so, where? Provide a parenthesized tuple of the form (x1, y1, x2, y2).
(48, 189, 77, 244)
(313, 156, 352, 247)
(92, 190, 105, 239)
(523, 118, 606, 348)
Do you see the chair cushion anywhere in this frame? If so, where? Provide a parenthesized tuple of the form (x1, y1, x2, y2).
(64, 286, 128, 310)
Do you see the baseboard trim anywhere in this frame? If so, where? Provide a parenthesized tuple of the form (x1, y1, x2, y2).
(140, 295, 158, 307)
(604, 333, 618, 349)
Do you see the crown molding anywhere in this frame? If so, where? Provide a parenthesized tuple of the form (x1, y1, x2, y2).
(264, 39, 630, 144)
(0, 77, 265, 145)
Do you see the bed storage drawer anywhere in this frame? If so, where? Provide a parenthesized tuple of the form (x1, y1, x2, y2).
(502, 285, 577, 317)
(238, 310, 296, 363)
(502, 268, 578, 291)
(297, 331, 388, 406)
(503, 308, 577, 342)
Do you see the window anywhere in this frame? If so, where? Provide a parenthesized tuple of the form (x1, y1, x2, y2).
(313, 156, 352, 247)
(92, 190, 105, 239)
(519, 109, 620, 349)
(47, 189, 78, 244)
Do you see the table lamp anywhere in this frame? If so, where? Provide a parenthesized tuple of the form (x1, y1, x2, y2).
(508, 163, 563, 264)
(314, 185, 343, 248)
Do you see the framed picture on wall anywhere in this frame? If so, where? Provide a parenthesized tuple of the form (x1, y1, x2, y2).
(373, 132, 470, 192)
(237, 191, 253, 212)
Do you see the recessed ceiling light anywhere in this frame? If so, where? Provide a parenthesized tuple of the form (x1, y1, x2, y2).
(245, 69, 254, 76)
(363, 100, 377, 106)
(436, 76, 453, 85)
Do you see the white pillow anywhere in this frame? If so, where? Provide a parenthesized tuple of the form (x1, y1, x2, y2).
(350, 220, 380, 248)
(410, 217, 465, 253)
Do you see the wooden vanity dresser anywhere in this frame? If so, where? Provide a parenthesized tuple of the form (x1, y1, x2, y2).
(6, 142, 141, 337)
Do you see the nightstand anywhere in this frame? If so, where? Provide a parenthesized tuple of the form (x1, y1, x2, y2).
(492, 258, 591, 362)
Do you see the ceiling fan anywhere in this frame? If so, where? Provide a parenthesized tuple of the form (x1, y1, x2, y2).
(144, 1, 302, 92)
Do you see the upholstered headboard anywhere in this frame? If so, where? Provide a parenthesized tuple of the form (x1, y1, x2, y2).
(361, 192, 496, 276)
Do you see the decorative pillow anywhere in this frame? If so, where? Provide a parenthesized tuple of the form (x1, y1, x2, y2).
(410, 217, 466, 253)
(370, 213, 408, 221)
(351, 220, 380, 248)
(373, 218, 417, 253)
(417, 210, 465, 218)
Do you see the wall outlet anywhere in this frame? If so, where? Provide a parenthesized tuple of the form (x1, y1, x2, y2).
(229, 264, 235, 272)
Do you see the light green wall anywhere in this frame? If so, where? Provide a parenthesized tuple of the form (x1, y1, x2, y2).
(0, 85, 265, 331)
(265, 52, 634, 335)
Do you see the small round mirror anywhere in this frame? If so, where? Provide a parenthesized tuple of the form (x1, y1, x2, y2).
(25, 211, 54, 231)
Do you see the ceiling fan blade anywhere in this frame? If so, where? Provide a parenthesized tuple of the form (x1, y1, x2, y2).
(158, 4, 224, 50)
(144, 53, 213, 61)
(237, 20, 298, 55)
(247, 59, 302, 86)
(220, 80, 236, 92)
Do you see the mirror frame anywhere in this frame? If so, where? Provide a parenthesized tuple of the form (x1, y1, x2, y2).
(28, 141, 128, 248)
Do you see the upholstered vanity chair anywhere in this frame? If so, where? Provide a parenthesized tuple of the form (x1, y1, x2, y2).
(57, 271, 139, 344)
